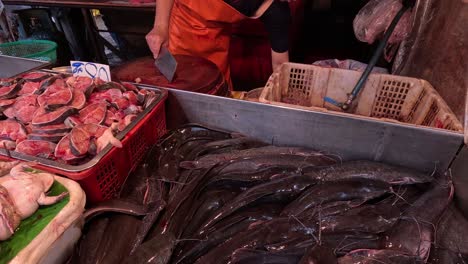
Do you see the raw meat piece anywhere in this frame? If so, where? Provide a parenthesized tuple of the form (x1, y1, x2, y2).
(32, 124, 71, 135)
(70, 124, 107, 156)
(27, 132, 68, 143)
(88, 89, 123, 103)
(123, 91, 138, 105)
(69, 89, 87, 110)
(112, 98, 131, 110)
(78, 103, 107, 125)
(0, 80, 23, 99)
(15, 140, 56, 158)
(5, 94, 39, 124)
(0, 140, 16, 150)
(37, 81, 73, 110)
(118, 114, 137, 131)
(70, 126, 91, 156)
(66, 76, 95, 97)
(36, 76, 61, 95)
(0, 120, 28, 141)
(65, 116, 83, 128)
(96, 123, 122, 153)
(104, 110, 118, 127)
(18, 82, 40, 95)
(0, 99, 15, 111)
(124, 105, 142, 115)
(122, 82, 138, 92)
(21, 72, 52, 82)
(95, 82, 126, 92)
(32, 107, 78, 126)
(55, 134, 84, 162)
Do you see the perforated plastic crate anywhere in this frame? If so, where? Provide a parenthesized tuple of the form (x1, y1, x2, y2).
(259, 63, 462, 132)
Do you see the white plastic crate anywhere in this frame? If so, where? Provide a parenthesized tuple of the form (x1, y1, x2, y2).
(259, 63, 463, 132)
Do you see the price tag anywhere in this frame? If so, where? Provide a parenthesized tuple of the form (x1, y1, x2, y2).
(70, 61, 111, 82)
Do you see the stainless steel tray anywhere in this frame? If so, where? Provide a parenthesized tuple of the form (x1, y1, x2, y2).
(0, 80, 167, 172)
(137, 84, 463, 174)
(0, 55, 50, 78)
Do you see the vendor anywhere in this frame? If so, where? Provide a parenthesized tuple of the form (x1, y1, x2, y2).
(146, 0, 292, 89)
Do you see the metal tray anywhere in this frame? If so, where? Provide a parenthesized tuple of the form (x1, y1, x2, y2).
(0, 82, 167, 172)
(137, 84, 464, 174)
(0, 55, 50, 78)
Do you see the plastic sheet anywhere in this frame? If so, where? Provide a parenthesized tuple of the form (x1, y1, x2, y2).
(312, 59, 389, 74)
(353, 0, 413, 62)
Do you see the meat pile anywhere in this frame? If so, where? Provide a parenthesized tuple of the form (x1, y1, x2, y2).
(0, 161, 68, 241)
(73, 124, 459, 264)
(0, 72, 158, 164)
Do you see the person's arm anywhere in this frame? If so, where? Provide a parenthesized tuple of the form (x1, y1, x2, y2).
(259, 0, 291, 72)
(271, 50, 289, 72)
(146, 0, 175, 58)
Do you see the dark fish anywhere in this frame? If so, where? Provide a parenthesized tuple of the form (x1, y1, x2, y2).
(299, 245, 338, 264)
(195, 217, 317, 264)
(338, 249, 424, 264)
(122, 233, 176, 264)
(130, 177, 167, 255)
(188, 137, 268, 158)
(83, 199, 149, 222)
(90, 163, 154, 263)
(181, 189, 239, 238)
(383, 175, 454, 260)
(205, 166, 301, 190)
(74, 217, 110, 264)
(198, 175, 313, 233)
(229, 248, 303, 264)
(432, 205, 468, 256)
(281, 180, 392, 217)
(213, 154, 336, 176)
(148, 167, 218, 240)
(175, 204, 281, 264)
(305, 160, 432, 185)
(180, 146, 337, 169)
(320, 204, 400, 235)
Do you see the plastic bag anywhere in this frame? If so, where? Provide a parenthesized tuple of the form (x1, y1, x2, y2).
(312, 59, 389, 74)
(353, 0, 413, 45)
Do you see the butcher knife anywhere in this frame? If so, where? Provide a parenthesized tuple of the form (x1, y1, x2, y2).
(154, 47, 177, 82)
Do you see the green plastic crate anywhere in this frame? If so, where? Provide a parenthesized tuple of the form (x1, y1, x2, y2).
(0, 40, 57, 63)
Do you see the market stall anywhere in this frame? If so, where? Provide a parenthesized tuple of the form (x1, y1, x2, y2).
(0, 0, 467, 263)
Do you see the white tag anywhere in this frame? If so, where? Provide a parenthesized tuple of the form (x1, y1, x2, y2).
(70, 61, 111, 82)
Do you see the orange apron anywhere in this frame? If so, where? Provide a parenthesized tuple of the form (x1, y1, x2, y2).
(168, 0, 273, 90)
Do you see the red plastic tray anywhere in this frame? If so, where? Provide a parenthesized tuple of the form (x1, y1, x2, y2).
(0, 89, 168, 204)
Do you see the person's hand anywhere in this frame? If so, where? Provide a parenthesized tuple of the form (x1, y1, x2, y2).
(146, 26, 169, 59)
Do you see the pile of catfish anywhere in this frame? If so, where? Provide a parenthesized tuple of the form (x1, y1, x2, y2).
(0, 72, 158, 164)
(74, 124, 467, 264)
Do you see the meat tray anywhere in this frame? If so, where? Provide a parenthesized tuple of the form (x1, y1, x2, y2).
(0, 81, 168, 204)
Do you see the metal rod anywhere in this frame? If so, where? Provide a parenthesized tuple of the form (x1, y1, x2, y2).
(341, 4, 411, 111)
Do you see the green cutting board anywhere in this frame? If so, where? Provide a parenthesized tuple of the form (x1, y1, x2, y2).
(0, 181, 70, 264)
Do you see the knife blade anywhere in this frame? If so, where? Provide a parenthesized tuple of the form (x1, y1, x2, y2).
(154, 47, 177, 82)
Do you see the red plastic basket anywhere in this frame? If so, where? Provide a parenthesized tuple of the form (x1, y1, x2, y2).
(0, 89, 167, 204)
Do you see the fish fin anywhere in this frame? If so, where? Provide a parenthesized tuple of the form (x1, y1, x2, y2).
(179, 161, 197, 170)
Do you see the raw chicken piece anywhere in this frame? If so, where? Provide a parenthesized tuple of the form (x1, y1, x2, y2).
(0, 185, 21, 240)
(0, 163, 68, 219)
